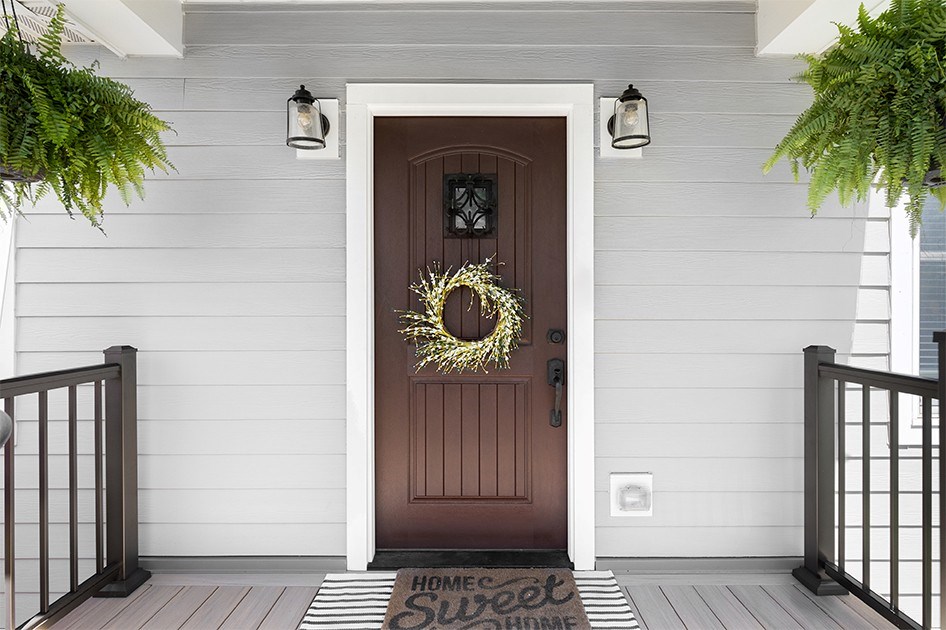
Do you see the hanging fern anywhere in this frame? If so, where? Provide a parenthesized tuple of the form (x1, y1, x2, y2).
(764, 0, 946, 235)
(0, 4, 173, 228)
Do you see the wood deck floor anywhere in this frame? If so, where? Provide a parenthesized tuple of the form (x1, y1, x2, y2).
(48, 572, 899, 629)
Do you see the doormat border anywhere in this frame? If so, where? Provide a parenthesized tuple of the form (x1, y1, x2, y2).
(368, 550, 573, 570)
(299, 570, 639, 629)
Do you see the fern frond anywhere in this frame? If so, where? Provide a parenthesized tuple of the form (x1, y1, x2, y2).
(766, 0, 946, 235)
(0, 3, 174, 226)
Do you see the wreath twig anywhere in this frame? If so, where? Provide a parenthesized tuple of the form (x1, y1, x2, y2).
(399, 258, 525, 373)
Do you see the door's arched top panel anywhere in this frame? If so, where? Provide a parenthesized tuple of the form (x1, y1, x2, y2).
(410, 145, 533, 168)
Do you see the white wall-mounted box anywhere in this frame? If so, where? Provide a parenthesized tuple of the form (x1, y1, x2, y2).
(610, 472, 653, 517)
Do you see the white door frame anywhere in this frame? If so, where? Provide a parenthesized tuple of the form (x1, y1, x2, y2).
(345, 83, 596, 571)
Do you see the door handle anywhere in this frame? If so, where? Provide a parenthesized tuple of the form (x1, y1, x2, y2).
(547, 358, 565, 427)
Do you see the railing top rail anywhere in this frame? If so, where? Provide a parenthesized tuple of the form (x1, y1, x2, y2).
(819, 363, 938, 398)
(0, 364, 121, 399)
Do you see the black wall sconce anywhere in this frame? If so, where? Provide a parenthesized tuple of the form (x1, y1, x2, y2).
(607, 84, 651, 150)
(287, 85, 331, 150)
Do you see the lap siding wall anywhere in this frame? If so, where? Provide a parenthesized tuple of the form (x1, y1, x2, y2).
(11, 1, 871, 568)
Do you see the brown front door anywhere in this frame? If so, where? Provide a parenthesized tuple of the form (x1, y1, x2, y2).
(374, 117, 567, 550)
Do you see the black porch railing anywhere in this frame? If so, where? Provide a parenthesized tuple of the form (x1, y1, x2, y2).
(796, 333, 946, 629)
(0, 346, 149, 630)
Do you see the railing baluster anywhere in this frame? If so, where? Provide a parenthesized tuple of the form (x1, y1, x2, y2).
(68, 385, 79, 592)
(4, 397, 14, 630)
(936, 332, 946, 630)
(889, 390, 899, 611)
(922, 395, 933, 630)
(838, 380, 846, 569)
(39, 390, 49, 613)
(94, 380, 104, 573)
(0, 351, 145, 627)
(863, 384, 871, 590)
(797, 339, 946, 630)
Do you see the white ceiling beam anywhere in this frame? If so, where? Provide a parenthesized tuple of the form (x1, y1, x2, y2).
(756, 0, 888, 57)
(62, 0, 183, 58)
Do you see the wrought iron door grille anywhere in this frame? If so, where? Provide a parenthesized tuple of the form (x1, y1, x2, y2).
(443, 173, 497, 238)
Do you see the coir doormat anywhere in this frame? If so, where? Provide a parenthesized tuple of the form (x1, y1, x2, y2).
(382, 569, 590, 629)
(299, 570, 639, 629)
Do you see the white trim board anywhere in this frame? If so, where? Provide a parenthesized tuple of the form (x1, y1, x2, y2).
(345, 83, 596, 571)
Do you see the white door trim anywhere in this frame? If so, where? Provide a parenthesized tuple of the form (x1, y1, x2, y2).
(345, 83, 596, 570)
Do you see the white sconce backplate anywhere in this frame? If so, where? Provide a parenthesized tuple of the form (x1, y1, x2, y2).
(599, 98, 642, 159)
(610, 472, 653, 517)
(296, 99, 339, 161)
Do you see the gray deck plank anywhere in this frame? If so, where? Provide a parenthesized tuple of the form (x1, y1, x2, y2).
(179, 586, 251, 630)
(51, 597, 119, 630)
(148, 574, 326, 587)
(837, 588, 903, 630)
(761, 585, 843, 630)
(48, 572, 901, 630)
(616, 574, 796, 587)
(52, 584, 154, 630)
(258, 586, 319, 630)
(626, 585, 685, 630)
(661, 585, 725, 629)
(218, 586, 284, 629)
(621, 586, 649, 630)
(102, 585, 184, 630)
(793, 585, 891, 630)
(729, 585, 805, 630)
(693, 585, 764, 630)
(140, 586, 217, 630)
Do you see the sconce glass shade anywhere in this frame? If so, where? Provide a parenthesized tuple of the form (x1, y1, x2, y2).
(287, 85, 328, 150)
(609, 84, 651, 150)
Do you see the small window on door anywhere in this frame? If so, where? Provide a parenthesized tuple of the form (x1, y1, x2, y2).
(443, 173, 497, 238)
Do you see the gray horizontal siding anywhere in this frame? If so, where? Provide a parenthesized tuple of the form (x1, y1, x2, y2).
(121, 76, 813, 114)
(64, 45, 803, 82)
(11, 3, 867, 564)
(184, 9, 758, 47)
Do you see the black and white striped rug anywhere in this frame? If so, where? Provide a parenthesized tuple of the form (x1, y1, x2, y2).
(299, 570, 639, 629)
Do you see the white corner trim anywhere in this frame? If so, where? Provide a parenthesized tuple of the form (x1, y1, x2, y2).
(888, 192, 925, 445)
(345, 83, 596, 571)
(0, 217, 14, 380)
(63, 0, 184, 58)
(755, 0, 888, 57)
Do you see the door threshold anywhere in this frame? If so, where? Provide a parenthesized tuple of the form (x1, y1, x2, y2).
(367, 550, 572, 570)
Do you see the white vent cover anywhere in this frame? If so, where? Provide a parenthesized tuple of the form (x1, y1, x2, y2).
(610, 472, 653, 517)
(1, 0, 96, 44)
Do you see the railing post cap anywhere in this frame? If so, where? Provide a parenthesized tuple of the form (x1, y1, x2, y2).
(804, 345, 836, 354)
(104, 346, 138, 354)
(933, 331, 946, 342)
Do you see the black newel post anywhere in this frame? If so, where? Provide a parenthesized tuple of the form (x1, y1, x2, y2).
(793, 345, 846, 595)
(97, 345, 151, 596)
